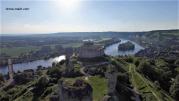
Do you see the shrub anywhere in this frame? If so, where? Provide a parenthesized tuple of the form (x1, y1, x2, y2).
(0, 73, 4, 82)
(125, 57, 133, 63)
(47, 67, 61, 78)
(138, 61, 158, 81)
(170, 75, 179, 100)
(134, 60, 140, 67)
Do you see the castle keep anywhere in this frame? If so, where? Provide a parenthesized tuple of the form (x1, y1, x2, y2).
(78, 41, 104, 58)
(58, 79, 93, 101)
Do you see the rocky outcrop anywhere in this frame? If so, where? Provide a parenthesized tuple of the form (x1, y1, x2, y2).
(102, 95, 113, 101)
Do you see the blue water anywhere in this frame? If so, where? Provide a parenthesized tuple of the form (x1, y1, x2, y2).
(0, 39, 143, 75)
(104, 39, 144, 56)
(0, 55, 66, 75)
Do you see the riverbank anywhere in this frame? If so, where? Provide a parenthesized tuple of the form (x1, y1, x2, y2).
(0, 55, 66, 75)
(0, 46, 73, 67)
(104, 39, 144, 56)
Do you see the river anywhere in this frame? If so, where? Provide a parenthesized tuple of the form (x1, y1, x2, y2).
(0, 55, 66, 75)
(104, 39, 144, 56)
(0, 39, 143, 75)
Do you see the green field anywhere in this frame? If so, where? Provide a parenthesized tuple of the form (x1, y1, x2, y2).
(128, 64, 173, 101)
(87, 76, 108, 101)
(62, 42, 82, 48)
(0, 46, 40, 57)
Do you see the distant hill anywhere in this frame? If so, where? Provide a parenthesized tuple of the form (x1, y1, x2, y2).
(145, 29, 179, 38)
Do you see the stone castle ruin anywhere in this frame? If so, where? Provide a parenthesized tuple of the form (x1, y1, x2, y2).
(65, 54, 74, 73)
(58, 79, 93, 101)
(105, 72, 118, 95)
(78, 41, 104, 58)
(103, 64, 119, 101)
(105, 65, 118, 94)
(8, 59, 14, 80)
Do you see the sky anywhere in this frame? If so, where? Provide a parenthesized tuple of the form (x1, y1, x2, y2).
(1, 0, 179, 34)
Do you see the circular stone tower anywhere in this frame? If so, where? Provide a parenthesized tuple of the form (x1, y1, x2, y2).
(59, 79, 93, 101)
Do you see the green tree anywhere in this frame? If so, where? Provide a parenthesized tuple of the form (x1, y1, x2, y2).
(170, 75, 179, 100)
(47, 67, 61, 78)
(0, 73, 4, 82)
(33, 76, 49, 96)
(117, 73, 129, 85)
(125, 56, 133, 63)
(138, 61, 158, 81)
(134, 60, 140, 67)
(36, 76, 49, 88)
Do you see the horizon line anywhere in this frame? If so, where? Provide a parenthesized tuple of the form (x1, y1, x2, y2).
(1, 29, 179, 36)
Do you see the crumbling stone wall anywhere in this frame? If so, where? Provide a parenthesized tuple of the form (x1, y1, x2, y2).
(59, 79, 93, 101)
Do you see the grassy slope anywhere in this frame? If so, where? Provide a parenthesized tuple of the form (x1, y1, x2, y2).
(128, 64, 173, 101)
(109, 57, 173, 101)
(87, 76, 108, 101)
(2, 70, 49, 101)
(145, 30, 179, 43)
(2, 79, 38, 101)
(63, 76, 107, 101)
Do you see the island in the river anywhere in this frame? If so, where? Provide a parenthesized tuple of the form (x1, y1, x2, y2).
(118, 41, 135, 51)
(0, 30, 178, 101)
